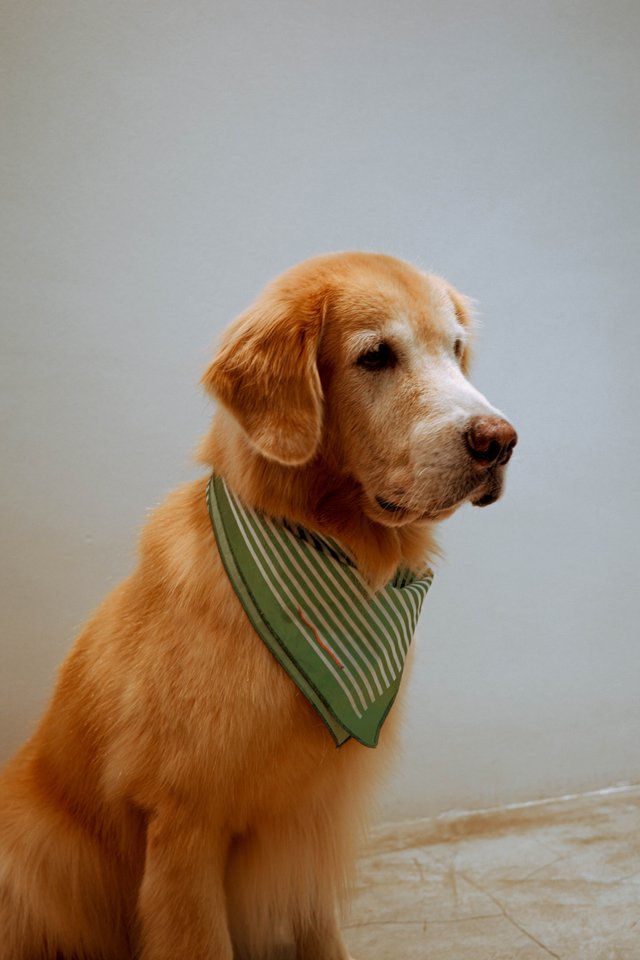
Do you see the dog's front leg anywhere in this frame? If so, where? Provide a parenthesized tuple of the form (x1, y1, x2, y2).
(136, 804, 232, 960)
(294, 911, 355, 960)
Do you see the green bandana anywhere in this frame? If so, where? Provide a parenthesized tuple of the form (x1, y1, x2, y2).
(206, 474, 433, 748)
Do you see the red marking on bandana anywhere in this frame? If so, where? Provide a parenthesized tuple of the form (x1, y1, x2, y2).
(297, 607, 344, 669)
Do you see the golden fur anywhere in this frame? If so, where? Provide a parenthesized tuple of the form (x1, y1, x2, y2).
(0, 252, 515, 959)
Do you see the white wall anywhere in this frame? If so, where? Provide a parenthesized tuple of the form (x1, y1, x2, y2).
(2, 0, 639, 820)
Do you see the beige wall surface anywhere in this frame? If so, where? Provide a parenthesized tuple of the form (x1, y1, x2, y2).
(2, 0, 639, 820)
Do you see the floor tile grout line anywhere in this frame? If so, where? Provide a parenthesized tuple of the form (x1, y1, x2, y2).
(342, 913, 508, 930)
(459, 869, 563, 960)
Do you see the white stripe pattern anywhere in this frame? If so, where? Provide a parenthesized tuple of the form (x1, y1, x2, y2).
(208, 474, 433, 747)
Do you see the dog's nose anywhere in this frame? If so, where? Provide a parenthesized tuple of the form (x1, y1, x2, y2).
(465, 416, 518, 467)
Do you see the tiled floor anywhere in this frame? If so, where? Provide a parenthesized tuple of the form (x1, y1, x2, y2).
(342, 786, 640, 960)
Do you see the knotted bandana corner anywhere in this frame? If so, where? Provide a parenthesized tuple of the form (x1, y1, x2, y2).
(206, 474, 433, 748)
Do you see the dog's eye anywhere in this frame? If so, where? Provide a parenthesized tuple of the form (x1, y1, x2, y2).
(356, 342, 397, 371)
(453, 338, 464, 360)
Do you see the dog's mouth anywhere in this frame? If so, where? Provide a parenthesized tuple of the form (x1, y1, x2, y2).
(372, 466, 506, 525)
(375, 496, 406, 515)
(471, 490, 500, 507)
(368, 494, 417, 526)
(469, 469, 504, 508)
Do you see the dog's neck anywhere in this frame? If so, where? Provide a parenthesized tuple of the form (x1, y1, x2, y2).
(198, 413, 438, 588)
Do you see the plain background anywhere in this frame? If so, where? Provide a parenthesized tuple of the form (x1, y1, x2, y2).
(2, 0, 639, 821)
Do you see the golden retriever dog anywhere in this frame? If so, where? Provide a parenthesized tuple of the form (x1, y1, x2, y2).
(0, 252, 516, 960)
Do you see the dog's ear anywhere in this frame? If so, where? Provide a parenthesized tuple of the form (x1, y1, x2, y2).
(201, 288, 326, 466)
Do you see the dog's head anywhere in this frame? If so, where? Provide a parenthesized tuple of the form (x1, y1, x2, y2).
(202, 252, 516, 531)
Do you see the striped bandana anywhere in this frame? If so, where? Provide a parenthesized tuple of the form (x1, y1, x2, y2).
(206, 474, 433, 748)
